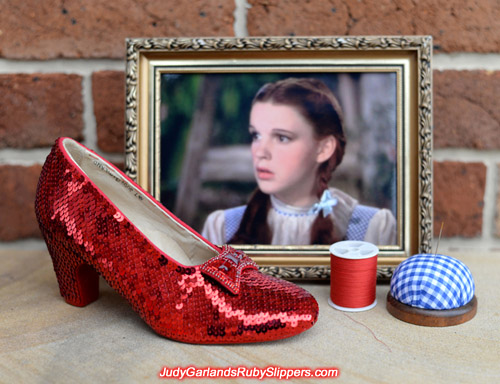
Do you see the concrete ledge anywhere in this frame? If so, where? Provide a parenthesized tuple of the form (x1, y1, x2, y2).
(1, 250, 498, 383)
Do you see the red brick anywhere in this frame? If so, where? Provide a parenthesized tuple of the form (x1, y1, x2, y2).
(433, 161, 486, 238)
(92, 71, 125, 153)
(247, 0, 500, 53)
(0, 165, 43, 241)
(0, 0, 234, 59)
(248, 0, 350, 37)
(0, 74, 83, 148)
(434, 70, 500, 149)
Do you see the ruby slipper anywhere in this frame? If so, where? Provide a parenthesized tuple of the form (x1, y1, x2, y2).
(34, 138, 318, 344)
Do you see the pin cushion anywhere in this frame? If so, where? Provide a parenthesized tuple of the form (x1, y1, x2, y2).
(386, 254, 477, 326)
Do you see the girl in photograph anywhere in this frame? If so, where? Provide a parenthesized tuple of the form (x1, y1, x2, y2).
(202, 77, 396, 246)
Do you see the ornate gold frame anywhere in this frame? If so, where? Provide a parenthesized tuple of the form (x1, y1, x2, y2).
(125, 36, 432, 280)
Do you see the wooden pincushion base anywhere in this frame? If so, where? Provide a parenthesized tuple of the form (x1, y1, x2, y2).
(386, 292, 477, 327)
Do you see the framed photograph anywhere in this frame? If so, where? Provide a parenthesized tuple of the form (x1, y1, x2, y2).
(125, 36, 433, 280)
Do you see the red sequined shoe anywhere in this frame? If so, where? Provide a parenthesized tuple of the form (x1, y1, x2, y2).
(35, 138, 318, 344)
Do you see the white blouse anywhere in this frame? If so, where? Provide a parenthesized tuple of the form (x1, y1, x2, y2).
(201, 188, 397, 246)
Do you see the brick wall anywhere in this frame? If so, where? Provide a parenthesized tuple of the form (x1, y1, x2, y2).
(0, 0, 499, 252)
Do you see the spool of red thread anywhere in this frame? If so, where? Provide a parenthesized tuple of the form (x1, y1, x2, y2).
(329, 241, 379, 312)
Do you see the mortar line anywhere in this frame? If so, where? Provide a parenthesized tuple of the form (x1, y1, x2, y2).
(1, 54, 500, 73)
(82, 73, 97, 149)
(233, 0, 250, 37)
(434, 148, 500, 162)
(0, 59, 124, 74)
(484, 160, 498, 240)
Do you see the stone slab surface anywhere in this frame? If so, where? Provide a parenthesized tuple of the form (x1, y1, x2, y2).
(1, 250, 499, 383)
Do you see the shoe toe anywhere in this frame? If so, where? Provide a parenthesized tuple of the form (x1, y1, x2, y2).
(189, 269, 319, 344)
(235, 269, 319, 342)
(152, 268, 318, 344)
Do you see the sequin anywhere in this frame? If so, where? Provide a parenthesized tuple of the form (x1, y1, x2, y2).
(34, 137, 319, 344)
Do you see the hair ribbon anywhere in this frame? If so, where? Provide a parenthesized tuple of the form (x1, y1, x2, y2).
(309, 190, 338, 218)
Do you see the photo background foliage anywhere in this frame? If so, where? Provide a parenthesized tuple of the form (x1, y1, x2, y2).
(160, 72, 397, 234)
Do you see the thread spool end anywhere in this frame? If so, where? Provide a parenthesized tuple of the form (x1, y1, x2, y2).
(330, 240, 378, 260)
(328, 297, 377, 312)
(329, 240, 379, 312)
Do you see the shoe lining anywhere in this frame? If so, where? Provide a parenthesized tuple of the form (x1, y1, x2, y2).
(63, 139, 217, 266)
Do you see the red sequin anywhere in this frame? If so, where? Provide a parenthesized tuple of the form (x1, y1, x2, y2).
(34, 138, 319, 344)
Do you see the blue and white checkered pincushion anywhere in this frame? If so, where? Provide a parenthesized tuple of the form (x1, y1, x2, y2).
(390, 254, 475, 310)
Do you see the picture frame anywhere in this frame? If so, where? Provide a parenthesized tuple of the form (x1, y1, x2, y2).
(125, 36, 433, 280)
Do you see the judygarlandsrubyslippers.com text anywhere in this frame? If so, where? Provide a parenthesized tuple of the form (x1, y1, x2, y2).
(158, 366, 340, 380)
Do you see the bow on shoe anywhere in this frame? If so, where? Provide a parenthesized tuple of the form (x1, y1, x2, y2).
(309, 189, 338, 218)
(200, 245, 258, 295)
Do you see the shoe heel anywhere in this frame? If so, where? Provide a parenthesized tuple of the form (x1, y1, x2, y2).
(46, 239, 99, 307)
